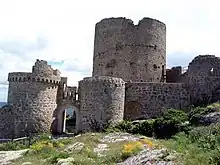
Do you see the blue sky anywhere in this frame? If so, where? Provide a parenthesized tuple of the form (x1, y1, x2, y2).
(0, 0, 220, 101)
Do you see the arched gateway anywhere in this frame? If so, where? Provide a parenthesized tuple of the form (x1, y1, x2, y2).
(51, 104, 80, 134)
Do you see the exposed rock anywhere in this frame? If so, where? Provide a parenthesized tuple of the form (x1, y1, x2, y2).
(57, 157, 75, 165)
(0, 149, 29, 165)
(100, 132, 140, 143)
(200, 112, 220, 125)
(64, 142, 84, 153)
(117, 148, 176, 165)
(94, 143, 108, 157)
(22, 162, 32, 165)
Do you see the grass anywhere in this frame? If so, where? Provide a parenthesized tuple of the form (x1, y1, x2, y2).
(11, 133, 152, 165)
(159, 125, 220, 165)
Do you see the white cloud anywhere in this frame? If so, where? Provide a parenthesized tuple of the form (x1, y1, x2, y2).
(0, 0, 220, 101)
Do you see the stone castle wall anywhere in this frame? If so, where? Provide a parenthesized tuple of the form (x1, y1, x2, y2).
(166, 66, 182, 83)
(6, 60, 61, 138)
(0, 106, 15, 138)
(78, 76, 125, 131)
(93, 17, 166, 82)
(182, 55, 220, 105)
(125, 82, 190, 120)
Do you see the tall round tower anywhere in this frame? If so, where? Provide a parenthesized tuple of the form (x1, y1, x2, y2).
(78, 76, 125, 131)
(7, 59, 61, 137)
(93, 17, 166, 82)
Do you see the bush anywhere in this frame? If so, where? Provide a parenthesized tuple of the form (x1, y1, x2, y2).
(130, 120, 155, 137)
(163, 124, 220, 165)
(0, 141, 28, 151)
(109, 119, 155, 137)
(110, 109, 189, 139)
(115, 120, 133, 132)
(188, 124, 220, 151)
(153, 109, 188, 139)
(188, 106, 214, 125)
(47, 151, 70, 164)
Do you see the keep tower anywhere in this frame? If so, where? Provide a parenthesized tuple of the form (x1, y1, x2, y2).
(92, 17, 166, 82)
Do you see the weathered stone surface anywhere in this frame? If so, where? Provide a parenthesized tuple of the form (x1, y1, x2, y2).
(199, 112, 220, 125)
(125, 82, 190, 119)
(94, 143, 108, 157)
(0, 149, 29, 165)
(117, 148, 176, 165)
(64, 142, 85, 153)
(78, 76, 125, 131)
(57, 157, 75, 165)
(93, 17, 166, 83)
(22, 162, 32, 165)
(100, 132, 140, 143)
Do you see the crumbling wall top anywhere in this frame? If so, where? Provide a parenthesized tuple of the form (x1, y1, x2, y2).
(8, 59, 61, 84)
(96, 17, 165, 28)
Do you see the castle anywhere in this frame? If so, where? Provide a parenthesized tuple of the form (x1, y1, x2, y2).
(1, 17, 220, 138)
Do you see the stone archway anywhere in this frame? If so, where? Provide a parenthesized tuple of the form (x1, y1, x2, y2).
(51, 104, 80, 134)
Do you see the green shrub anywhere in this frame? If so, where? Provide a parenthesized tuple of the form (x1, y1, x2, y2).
(47, 151, 70, 164)
(163, 124, 220, 165)
(130, 120, 155, 137)
(0, 141, 28, 151)
(153, 109, 188, 139)
(188, 106, 214, 125)
(109, 119, 155, 137)
(115, 120, 133, 132)
(188, 124, 220, 151)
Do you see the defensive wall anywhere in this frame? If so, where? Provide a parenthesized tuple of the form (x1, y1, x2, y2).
(125, 82, 190, 120)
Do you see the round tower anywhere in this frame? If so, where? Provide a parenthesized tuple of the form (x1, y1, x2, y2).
(78, 76, 125, 131)
(7, 59, 61, 137)
(93, 17, 166, 82)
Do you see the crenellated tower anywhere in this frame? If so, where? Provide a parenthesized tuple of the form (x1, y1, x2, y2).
(6, 59, 61, 138)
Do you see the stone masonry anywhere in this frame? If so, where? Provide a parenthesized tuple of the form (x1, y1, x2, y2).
(93, 17, 166, 82)
(1, 17, 220, 138)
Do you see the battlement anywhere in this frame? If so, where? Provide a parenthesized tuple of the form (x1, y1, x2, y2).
(80, 76, 125, 87)
(8, 72, 60, 84)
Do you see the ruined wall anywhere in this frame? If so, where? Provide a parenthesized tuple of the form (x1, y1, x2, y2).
(93, 17, 166, 82)
(166, 66, 182, 83)
(183, 55, 220, 105)
(78, 76, 125, 131)
(125, 82, 189, 120)
(6, 60, 61, 138)
(0, 106, 15, 138)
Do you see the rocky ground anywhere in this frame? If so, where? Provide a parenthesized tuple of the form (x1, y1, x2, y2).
(0, 132, 179, 165)
(0, 149, 29, 165)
